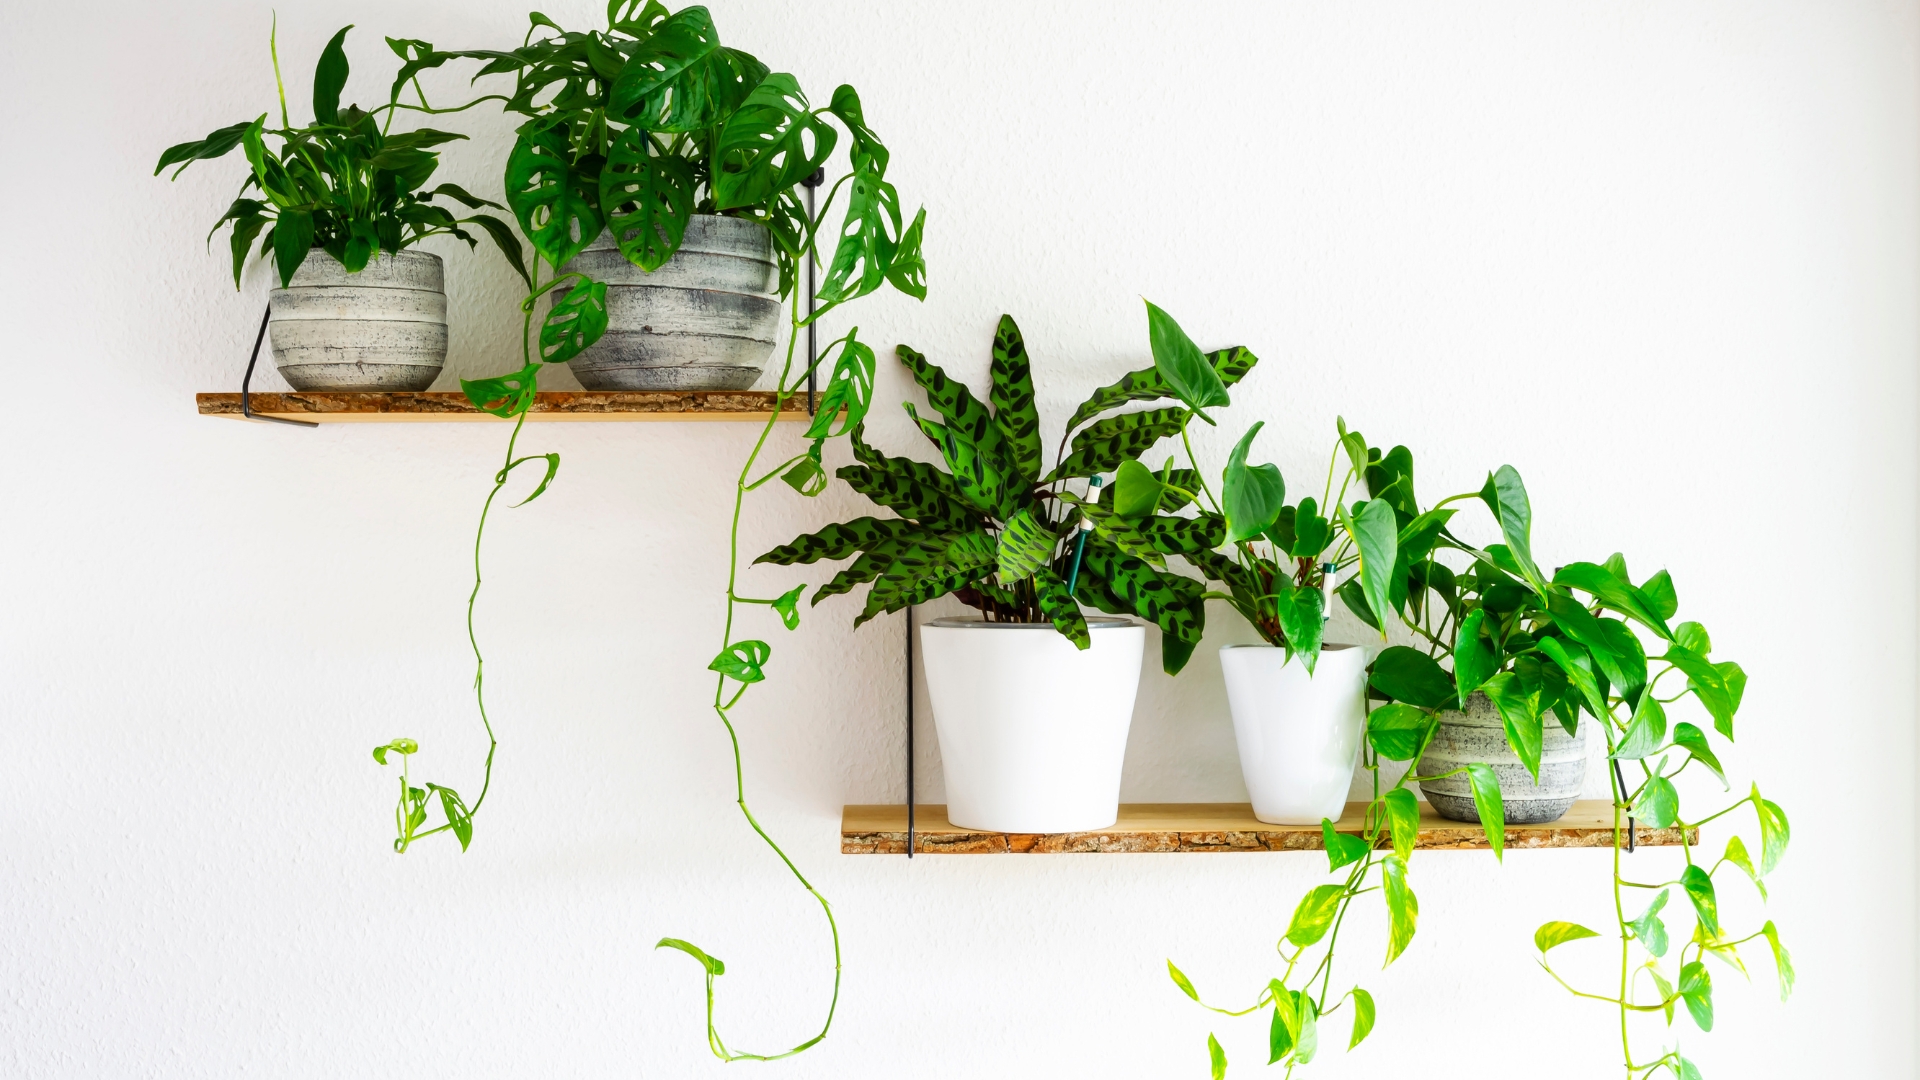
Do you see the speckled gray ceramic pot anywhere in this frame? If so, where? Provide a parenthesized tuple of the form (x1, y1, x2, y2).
(1416, 691, 1589, 824)
(560, 215, 782, 391)
(267, 249, 447, 391)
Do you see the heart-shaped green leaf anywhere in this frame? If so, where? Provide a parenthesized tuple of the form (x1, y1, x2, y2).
(1348, 988, 1375, 1049)
(1384, 788, 1419, 862)
(1365, 703, 1433, 761)
(1465, 761, 1506, 858)
(1347, 499, 1399, 635)
(1145, 300, 1229, 420)
(1285, 885, 1345, 948)
(1754, 787, 1790, 874)
(1222, 421, 1285, 543)
(1630, 890, 1670, 958)
(1369, 647, 1454, 710)
(1381, 855, 1419, 964)
(1533, 921, 1599, 952)
(1321, 819, 1370, 871)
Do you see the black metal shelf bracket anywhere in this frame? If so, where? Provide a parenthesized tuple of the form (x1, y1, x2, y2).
(1611, 757, 1637, 854)
(240, 302, 317, 429)
(905, 603, 915, 858)
(802, 167, 826, 417)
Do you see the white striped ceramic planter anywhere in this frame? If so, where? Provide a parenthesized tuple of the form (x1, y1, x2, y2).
(268, 249, 448, 391)
(1415, 691, 1589, 824)
(561, 215, 783, 391)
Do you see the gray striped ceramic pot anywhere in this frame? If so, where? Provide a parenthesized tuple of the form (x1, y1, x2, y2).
(268, 249, 447, 391)
(1416, 691, 1589, 824)
(561, 215, 782, 391)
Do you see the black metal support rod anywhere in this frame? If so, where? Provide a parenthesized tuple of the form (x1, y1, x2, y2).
(905, 603, 914, 859)
(241, 302, 317, 429)
(802, 168, 825, 416)
(1611, 757, 1636, 854)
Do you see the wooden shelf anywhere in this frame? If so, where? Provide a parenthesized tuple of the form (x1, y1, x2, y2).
(196, 390, 810, 423)
(841, 801, 1693, 854)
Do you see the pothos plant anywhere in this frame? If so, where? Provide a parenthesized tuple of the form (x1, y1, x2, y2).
(381, 2, 925, 302)
(758, 303, 1257, 667)
(155, 21, 525, 289)
(1170, 438, 1791, 1080)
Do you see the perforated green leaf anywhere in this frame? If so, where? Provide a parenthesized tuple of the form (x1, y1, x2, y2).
(712, 73, 837, 209)
(803, 335, 877, 440)
(506, 125, 603, 269)
(708, 639, 771, 683)
(461, 362, 541, 418)
(599, 130, 693, 271)
(540, 276, 609, 363)
(818, 157, 903, 303)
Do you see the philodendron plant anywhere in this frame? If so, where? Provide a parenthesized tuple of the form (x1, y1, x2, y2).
(156, 21, 525, 289)
(759, 305, 1258, 668)
(384, 2, 925, 303)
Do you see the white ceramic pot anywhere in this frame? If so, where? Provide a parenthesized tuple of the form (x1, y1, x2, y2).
(1220, 644, 1369, 825)
(920, 617, 1146, 833)
(561, 215, 782, 390)
(268, 249, 447, 391)
(1416, 691, 1590, 824)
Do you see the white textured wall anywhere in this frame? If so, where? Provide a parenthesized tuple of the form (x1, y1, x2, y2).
(3, 2, 1915, 1076)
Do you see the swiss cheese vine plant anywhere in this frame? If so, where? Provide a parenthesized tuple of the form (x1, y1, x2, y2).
(1169, 435, 1791, 1080)
(760, 304, 1258, 667)
(155, 21, 526, 289)
(381, 2, 925, 302)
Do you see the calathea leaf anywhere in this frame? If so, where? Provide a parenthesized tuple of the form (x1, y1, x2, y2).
(1032, 566, 1089, 648)
(506, 124, 604, 269)
(1079, 543, 1204, 645)
(461, 362, 541, 418)
(1160, 632, 1199, 676)
(836, 464, 974, 532)
(995, 507, 1057, 584)
(895, 345, 1007, 463)
(904, 403, 1010, 518)
(599, 128, 694, 272)
(540, 275, 610, 363)
(1062, 347, 1261, 433)
(858, 561, 993, 628)
(708, 640, 772, 683)
(757, 516, 921, 566)
(1222, 421, 1286, 543)
(1144, 300, 1229, 421)
(1143, 514, 1223, 556)
(989, 316, 1042, 483)
(712, 73, 838, 210)
(813, 532, 955, 603)
(1048, 407, 1190, 483)
(804, 333, 878, 439)
(818, 156, 903, 303)
(1060, 493, 1163, 569)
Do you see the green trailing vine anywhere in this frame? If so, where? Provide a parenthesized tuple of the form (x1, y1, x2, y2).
(1167, 430, 1791, 1080)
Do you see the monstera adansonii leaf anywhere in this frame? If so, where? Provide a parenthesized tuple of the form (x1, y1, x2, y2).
(505, 124, 603, 269)
(711, 73, 837, 210)
(599, 127, 693, 271)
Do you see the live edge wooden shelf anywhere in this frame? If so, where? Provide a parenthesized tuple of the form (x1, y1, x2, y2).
(196, 390, 809, 423)
(841, 801, 1694, 855)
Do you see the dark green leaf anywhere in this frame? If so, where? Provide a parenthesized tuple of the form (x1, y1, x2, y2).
(1480, 670, 1543, 783)
(599, 129, 694, 271)
(1349, 499, 1399, 636)
(827, 83, 889, 174)
(1538, 637, 1605, 717)
(1364, 445, 1416, 519)
(1554, 562, 1673, 639)
(460, 213, 531, 289)
(1161, 631, 1199, 676)
(1321, 819, 1370, 870)
(1272, 586, 1324, 672)
(1348, 988, 1376, 1049)
(708, 639, 771, 684)
(1635, 775, 1680, 829)
(1384, 787, 1419, 862)
(1453, 609, 1497, 706)
(1338, 577, 1380, 632)
(1079, 543, 1204, 645)
(155, 120, 254, 177)
(539, 276, 610, 363)
(1366, 702, 1433, 761)
(905, 403, 1010, 518)
(1285, 884, 1345, 947)
(1678, 960, 1713, 1031)
(656, 937, 726, 976)
(989, 315, 1042, 482)
(836, 459, 974, 533)
(1064, 493, 1164, 569)
(461, 362, 541, 418)
(1062, 347, 1257, 434)
(272, 209, 314, 288)
(1143, 514, 1223, 556)
(1630, 890, 1670, 958)
(1032, 566, 1089, 648)
(1145, 300, 1229, 420)
(818, 156, 904, 303)
(1222, 421, 1285, 542)
(313, 25, 353, 125)
(1533, 921, 1599, 952)
(505, 125, 603, 269)
(1369, 647, 1455, 710)
(712, 73, 837, 209)
(1382, 854, 1418, 964)
(894, 344, 1007, 466)
(605, 7, 727, 131)
(1671, 722, 1727, 789)
(1465, 761, 1506, 858)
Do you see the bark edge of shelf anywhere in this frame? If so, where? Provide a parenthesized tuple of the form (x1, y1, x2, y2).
(196, 390, 812, 422)
(840, 801, 1694, 854)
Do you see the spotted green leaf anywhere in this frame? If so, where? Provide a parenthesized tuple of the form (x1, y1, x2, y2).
(757, 516, 922, 566)
(1032, 565, 1089, 648)
(1048, 407, 1190, 483)
(989, 316, 1042, 482)
(814, 531, 967, 603)
(996, 507, 1057, 585)
(841, 428, 977, 531)
(1078, 542, 1203, 644)
(1062, 347, 1260, 434)
(1143, 514, 1223, 556)
(1062, 493, 1163, 569)
(905, 403, 1011, 517)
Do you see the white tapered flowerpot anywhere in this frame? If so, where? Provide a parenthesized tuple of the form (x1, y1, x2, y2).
(268, 249, 448, 390)
(1221, 643, 1369, 825)
(920, 617, 1146, 833)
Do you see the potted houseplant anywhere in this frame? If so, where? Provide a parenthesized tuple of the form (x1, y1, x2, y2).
(390, 4, 926, 390)
(156, 22, 525, 391)
(761, 304, 1257, 832)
